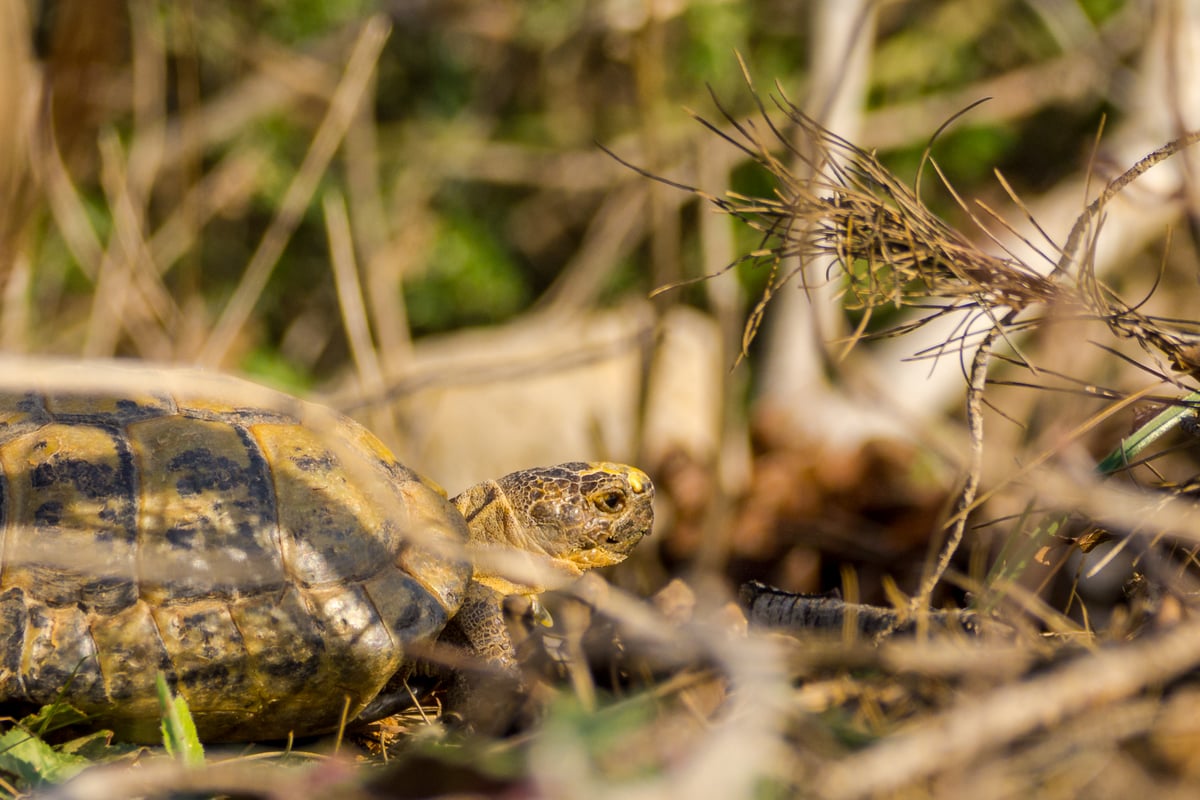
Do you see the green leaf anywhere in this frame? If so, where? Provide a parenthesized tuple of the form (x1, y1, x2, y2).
(0, 726, 90, 788)
(19, 702, 89, 735)
(1095, 392, 1200, 475)
(57, 729, 134, 761)
(983, 391, 1200, 607)
(156, 673, 205, 767)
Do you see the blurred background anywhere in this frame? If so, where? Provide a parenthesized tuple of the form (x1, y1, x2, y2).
(0, 0, 1194, 611)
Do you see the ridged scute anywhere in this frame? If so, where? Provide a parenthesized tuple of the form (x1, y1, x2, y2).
(0, 363, 471, 742)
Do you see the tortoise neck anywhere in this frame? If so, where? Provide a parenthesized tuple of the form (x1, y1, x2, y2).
(451, 479, 532, 551)
(451, 479, 562, 594)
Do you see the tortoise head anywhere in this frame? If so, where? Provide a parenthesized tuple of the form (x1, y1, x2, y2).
(452, 461, 654, 590)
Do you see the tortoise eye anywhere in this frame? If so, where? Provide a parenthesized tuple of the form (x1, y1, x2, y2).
(595, 490, 626, 513)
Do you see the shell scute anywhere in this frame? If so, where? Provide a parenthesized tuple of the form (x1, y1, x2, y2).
(129, 414, 286, 605)
(250, 420, 399, 588)
(0, 588, 26, 697)
(21, 600, 105, 707)
(302, 583, 397, 712)
(150, 600, 251, 710)
(361, 567, 452, 650)
(228, 586, 325, 688)
(88, 600, 172, 711)
(0, 423, 138, 609)
(44, 391, 174, 423)
(0, 392, 50, 448)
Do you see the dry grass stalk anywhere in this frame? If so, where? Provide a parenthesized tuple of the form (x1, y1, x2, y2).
(200, 16, 391, 368)
(819, 615, 1200, 799)
(639, 83, 1200, 605)
(633, 82, 1200, 796)
(651, 86, 1200, 379)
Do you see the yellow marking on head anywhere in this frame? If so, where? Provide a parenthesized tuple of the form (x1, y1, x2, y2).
(591, 462, 652, 495)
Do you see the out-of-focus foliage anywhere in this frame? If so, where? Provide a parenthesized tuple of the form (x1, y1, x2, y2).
(9, 0, 1135, 384)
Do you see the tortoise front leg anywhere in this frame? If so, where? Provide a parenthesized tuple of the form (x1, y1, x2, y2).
(354, 582, 524, 732)
(439, 581, 525, 734)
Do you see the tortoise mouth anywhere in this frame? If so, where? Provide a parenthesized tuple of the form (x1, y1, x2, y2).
(563, 545, 636, 571)
(564, 511, 654, 570)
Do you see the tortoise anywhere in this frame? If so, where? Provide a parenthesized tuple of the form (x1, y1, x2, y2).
(0, 360, 654, 743)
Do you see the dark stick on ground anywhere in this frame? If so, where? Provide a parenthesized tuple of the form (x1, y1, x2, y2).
(740, 581, 984, 637)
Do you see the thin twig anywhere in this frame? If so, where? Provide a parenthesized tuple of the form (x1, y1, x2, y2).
(322, 189, 394, 443)
(200, 16, 390, 367)
(912, 314, 1010, 613)
(819, 616, 1200, 799)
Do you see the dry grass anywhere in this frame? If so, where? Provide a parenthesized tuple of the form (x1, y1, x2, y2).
(663, 75, 1200, 798)
(4, 2, 1200, 799)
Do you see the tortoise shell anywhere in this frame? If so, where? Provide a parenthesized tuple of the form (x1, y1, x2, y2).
(0, 362, 471, 742)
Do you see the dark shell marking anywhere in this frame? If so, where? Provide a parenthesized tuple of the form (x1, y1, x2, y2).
(0, 379, 471, 742)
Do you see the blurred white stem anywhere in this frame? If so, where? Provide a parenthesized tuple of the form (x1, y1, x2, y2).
(760, 2, 1200, 450)
(874, 0, 1200, 419)
(758, 1, 894, 444)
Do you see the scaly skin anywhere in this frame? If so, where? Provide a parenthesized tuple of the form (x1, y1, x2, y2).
(454, 461, 655, 590)
(364, 462, 655, 731)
